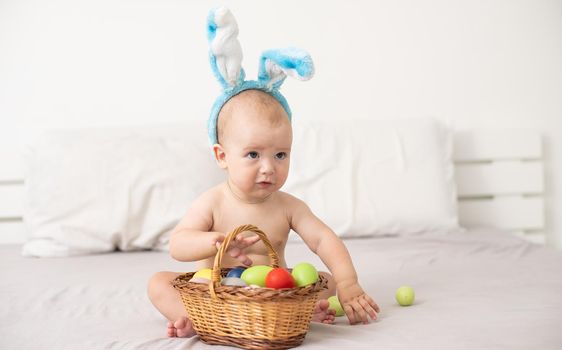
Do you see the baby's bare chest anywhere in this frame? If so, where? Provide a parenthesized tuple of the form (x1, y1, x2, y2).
(212, 202, 291, 254)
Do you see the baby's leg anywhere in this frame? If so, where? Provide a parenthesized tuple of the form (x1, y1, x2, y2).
(311, 271, 337, 324)
(147, 271, 196, 338)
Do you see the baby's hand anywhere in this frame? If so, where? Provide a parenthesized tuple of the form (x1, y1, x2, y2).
(213, 233, 261, 266)
(337, 282, 380, 325)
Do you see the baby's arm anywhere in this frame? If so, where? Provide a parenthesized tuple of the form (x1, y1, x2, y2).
(290, 198, 380, 325)
(169, 193, 220, 262)
(170, 191, 259, 264)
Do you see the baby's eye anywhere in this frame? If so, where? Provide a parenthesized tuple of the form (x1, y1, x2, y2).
(246, 151, 259, 159)
(275, 152, 287, 160)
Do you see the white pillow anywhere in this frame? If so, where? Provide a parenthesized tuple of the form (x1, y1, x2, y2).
(22, 123, 225, 257)
(22, 118, 458, 257)
(285, 118, 458, 237)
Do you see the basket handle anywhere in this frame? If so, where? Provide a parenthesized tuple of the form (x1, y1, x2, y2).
(210, 224, 280, 298)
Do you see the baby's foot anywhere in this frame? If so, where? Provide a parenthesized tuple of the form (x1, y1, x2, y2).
(311, 299, 336, 324)
(167, 317, 197, 338)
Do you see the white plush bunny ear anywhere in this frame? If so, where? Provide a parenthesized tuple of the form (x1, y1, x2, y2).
(207, 7, 245, 89)
(257, 48, 314, 90)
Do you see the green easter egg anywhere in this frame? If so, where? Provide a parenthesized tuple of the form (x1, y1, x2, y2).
(395, 285, 415, 306)
(291, 262, 319, 287)
(240, 265, 273, 287)
(328, 295, 345, 317)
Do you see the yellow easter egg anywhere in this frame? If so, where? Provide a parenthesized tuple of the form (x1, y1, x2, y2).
(193, 268, 213, 280)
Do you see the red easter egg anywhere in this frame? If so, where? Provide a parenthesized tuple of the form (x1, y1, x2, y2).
(265, 268, 296, 289)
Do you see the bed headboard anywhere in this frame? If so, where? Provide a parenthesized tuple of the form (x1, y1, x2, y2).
(0, 129, 545, 245)
(453, 129, 545, 244)
(0, 146, 25, 243)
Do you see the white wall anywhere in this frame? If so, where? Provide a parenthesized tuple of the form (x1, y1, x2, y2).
(1, 0, 561, 247)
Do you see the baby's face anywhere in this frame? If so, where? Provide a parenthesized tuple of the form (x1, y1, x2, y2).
(217, 95, 292, 202)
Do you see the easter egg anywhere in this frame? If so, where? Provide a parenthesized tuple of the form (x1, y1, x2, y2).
(265, 268, 296, 289)
(395, 285, 415, 306)
(328, 295, 345, 317)
(240, 265, 273, 287)
(193, 268, 212, 280)
(221, 277, 248, 287)
(189, 277, 211, 284)
(226, 267, 246, 278)
(291, 263, 319, 287)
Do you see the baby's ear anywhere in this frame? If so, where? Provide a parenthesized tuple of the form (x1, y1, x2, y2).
(257, 48, 314, 90)
(212, 144, 228, 169)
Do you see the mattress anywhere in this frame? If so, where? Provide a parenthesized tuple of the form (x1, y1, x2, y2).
(2, 229, 562, 350)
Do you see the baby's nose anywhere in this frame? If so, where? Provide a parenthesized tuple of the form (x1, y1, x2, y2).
(259, 159, 274, 174)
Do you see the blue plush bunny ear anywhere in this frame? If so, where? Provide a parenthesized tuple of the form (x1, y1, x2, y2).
(207, 7, 245, 89)
(258, 48, 314, 90)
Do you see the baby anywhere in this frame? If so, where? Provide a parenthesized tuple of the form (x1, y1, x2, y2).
(147, 89, 380, 337)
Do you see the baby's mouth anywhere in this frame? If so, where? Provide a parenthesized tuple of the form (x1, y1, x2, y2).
(257, 181, 273, 188)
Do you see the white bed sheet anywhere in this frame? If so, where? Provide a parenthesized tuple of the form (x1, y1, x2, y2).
(2, 229, 562, 350)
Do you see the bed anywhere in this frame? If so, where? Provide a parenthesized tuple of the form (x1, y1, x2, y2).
(1, 118, 559, 349)
(2, 229, 562, 350)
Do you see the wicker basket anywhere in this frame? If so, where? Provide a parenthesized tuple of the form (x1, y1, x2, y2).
(172, 224, 327, 350)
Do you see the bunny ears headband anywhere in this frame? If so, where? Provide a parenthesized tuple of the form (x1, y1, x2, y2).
(207, 7, 314, 145)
